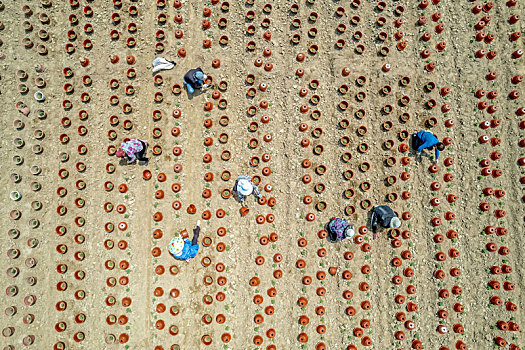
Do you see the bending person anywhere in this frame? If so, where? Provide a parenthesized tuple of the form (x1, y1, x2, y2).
(412, 130, 445, 164)
(168, 221, 201, 262)
(370, 205, 401, 239)
(183, 68, 210, 94)
(116, 138, 149, 165)
(234, 175, 262, 206)
(327, 217, 355, 242)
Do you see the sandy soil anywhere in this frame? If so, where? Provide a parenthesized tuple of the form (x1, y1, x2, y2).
(1, 0, 524, 349)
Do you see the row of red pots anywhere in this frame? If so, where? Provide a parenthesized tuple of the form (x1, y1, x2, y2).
(66, 4, 138, 342)
(301, 41, 367, 339)
(102, 47, 136, 337)
(242, 11, 280, 337)
(54, 125, 91, 342)
(386, 162, 422, 345)
(430, 212, 465, 340)
(341, 248, 375, 348)
(151, 3, 187, 327)
(472, 48, 520, 348)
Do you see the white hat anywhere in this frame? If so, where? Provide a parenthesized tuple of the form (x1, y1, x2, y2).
(237, 179, 253, 196)
(168, 236, 185, 257)
(344, 225, 355, 239)
(390, 217, 401, 229)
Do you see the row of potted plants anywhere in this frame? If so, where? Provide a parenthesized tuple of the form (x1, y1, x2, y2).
(470, 1, 523, 347)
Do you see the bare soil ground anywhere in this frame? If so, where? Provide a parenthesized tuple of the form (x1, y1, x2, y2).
(1, 0, 524, 349)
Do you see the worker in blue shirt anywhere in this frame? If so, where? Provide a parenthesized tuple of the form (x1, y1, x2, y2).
(412, 130, 445, 163)
(168, 221, 201, 261)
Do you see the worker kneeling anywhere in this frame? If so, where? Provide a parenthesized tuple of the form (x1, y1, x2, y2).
(168, 221, 201, 262)
(412, 130, 445, 164)
(327, 217, 355, 242)
(370, 205, 401, 239)
(184, 68, 210, 94)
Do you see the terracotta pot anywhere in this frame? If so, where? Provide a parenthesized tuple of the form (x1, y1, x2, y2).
(512, 49, 524, 58)
(510, 75, 524, 86)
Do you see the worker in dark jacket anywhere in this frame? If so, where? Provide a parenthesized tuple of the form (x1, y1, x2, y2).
(412, 130, 445, 163)
(370, 205, 401, 239)
(184, 68, 209, 94)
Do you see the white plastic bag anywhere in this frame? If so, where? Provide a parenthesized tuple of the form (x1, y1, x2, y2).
(152, 57, 176, 73)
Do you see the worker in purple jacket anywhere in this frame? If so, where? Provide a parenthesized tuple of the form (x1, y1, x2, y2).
(412, 130, 445, 164)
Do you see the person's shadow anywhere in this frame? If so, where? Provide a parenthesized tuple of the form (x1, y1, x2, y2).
(232, 190, 244, 205)
(324, 221, 338, 243)
(230, 180, 247, 206)
(185, 87, 205, 100)
(118, 159, 149, 166)
(408, 133, 418, 157)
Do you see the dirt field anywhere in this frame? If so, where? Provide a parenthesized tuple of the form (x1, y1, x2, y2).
(1, 0, 524, 349)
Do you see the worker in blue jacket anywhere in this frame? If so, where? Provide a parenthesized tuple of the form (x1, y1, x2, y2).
(412, 130, 445, 163)
(168, 221, 201, 261)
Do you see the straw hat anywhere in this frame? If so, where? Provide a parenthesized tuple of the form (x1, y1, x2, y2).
(168, 236, 185, 257)
(237, 179, 253, 196)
